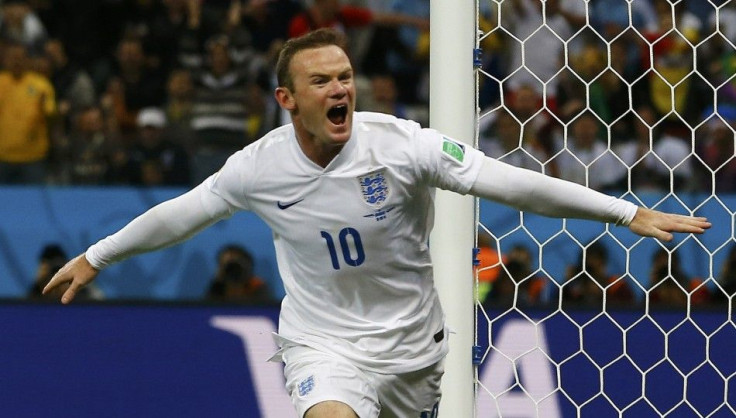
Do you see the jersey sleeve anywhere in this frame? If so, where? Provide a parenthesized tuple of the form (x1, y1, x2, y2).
(412, 128, 485, 194)
(205, 149, 254, 211)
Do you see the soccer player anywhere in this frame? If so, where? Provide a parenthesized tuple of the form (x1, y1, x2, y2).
(44, 29, 710, 418)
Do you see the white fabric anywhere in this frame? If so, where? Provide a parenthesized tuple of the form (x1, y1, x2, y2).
(208, 112, 484, 373)
(85, 184, 233, 269)
(88, 112, 484, 374)
(469, 157, 638, 225)
(85, 111, 638, 375)
(283, 344, 443, 418)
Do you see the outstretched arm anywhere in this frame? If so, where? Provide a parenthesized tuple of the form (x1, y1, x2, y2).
(469, 157, 710, 239)
(43, 184, 234, 303)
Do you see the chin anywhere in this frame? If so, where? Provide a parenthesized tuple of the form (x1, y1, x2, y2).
(328, 122, 352, 142)
(329, 131, 351, 145)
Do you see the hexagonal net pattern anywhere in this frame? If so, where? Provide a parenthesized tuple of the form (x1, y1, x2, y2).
(475, 1, 736, 417)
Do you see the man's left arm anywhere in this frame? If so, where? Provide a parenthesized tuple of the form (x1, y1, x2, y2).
(469, 156, 710, 241)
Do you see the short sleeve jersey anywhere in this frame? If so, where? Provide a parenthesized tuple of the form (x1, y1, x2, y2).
(206, 112, 484, 373)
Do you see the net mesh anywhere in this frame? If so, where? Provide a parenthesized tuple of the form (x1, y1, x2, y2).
(475, 1, 736, 416)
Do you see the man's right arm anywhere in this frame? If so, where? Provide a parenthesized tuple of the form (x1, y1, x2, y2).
(44, 184, 234, 303)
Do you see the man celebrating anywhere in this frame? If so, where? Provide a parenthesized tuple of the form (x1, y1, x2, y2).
(45, 29, 709, 418)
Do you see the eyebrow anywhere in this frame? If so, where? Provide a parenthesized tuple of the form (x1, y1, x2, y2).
(307, 67, 353, 79)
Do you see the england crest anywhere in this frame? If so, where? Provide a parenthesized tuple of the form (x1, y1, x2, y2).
(358, 170, 390, 209)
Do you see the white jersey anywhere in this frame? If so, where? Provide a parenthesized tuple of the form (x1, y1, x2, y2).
(207, 112, 485, 373)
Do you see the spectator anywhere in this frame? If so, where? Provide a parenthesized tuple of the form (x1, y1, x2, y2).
(0, 0, 47, 54)
(695, 105, 736, 193)
(482, 243, 546, 308)
(614, 106, 671, 193)
(61, 105, 123, 185)
(163, 68, 196, 151)
(28, 244, 103, 300)
(117, 0, 166, 41)
(639, 0, 707, 126)
(562, 242, 634, 307)
(500, 0, 585, 100)
(701, 3, 736, 107)
(101, 35, 166, 140)
(588, 0, 657, 41)
(504, 243, 546, 306)
(288, 0, 429, 78)
(359, 73, 411, 120)
(556, 39, 647, 144)
(142, 0, 221, 75)
(714, 244, 736, 303)
(240, 0, 303, 55)
(221, 0, 272, 72)
(593, 39, 649, 144)
(648, 247, 709, 307)
(207, 244, 274, 304)
(555, 43, 607, 123)
(38, 0, 123, 83)
(479, 109, 545, 173)
(0, 41, 56, 184)
(506, 84, 558, 174)
(362, 0, 431, 104)
(189, 34, 267, 183)
(122, 107, 191, 186)
(552, 112, 628, 191)
(42, 38, 96, 124)
(475, 234, 503, 304)
(288, 0, 429, 39)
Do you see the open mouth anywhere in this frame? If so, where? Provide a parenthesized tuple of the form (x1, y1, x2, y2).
(327, 104, 348, 125)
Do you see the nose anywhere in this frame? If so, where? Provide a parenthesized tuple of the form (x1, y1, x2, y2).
(328, 79, 347, 97)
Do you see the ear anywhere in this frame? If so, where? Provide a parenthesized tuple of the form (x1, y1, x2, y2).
(275, 87, 296, 112)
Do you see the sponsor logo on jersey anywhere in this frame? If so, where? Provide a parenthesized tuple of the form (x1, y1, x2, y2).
(358, 170, 390, 209)
(298, 375, 315, 397)
(442, 137, 465, 163)
(277, 199, 304, 210)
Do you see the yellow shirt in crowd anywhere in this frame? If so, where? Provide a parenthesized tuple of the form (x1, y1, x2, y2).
(0, 71, 56, 163)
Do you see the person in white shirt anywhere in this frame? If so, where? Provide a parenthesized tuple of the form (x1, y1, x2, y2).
(552, 111, 628, 191)
(44, 29, 710, 418)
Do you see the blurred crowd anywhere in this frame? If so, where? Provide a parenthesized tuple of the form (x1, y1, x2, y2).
(476, 239, 736, 310)
(0, 0, 431, 186)
(477, 0, 736, 195)
(1, 0, 735, 193)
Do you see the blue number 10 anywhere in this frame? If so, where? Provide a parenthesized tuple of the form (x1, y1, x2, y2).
(320, 228, 365, 270)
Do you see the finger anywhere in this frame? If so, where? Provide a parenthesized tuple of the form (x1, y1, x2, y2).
(61, 281, 81, 305)
(648, 227, 673, 242)
(657, 230, 674, 242)
(665, 216, 711, 234)
(42, 271, 70, 295)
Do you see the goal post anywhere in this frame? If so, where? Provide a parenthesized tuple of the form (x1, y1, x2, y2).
(429, 0, 477, 417)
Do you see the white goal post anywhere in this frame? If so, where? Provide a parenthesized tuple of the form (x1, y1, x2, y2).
(429, 0, 477, 417)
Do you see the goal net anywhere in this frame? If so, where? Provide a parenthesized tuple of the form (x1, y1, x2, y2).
(473, 1, 736, 417)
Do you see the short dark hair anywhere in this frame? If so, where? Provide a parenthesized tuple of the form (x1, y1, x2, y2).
(275, 29, 348, 91)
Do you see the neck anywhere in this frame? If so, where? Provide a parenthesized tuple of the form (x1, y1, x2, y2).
(294, 125, 343, 168)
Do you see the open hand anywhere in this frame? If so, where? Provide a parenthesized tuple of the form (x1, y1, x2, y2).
(628, 207, 711, 242)
(43, 254, 99, 304)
